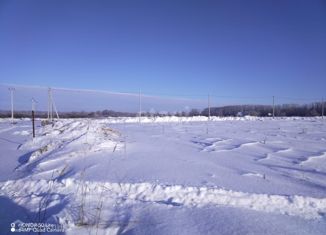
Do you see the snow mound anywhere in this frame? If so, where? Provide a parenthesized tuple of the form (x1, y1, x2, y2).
(1, 179, 325, 220)
(15, 119, 123, 175)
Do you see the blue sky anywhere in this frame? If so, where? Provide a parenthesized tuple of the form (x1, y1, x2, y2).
(0, 0, 325, 111)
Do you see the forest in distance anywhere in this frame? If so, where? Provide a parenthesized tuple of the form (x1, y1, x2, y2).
(0, 102, 324, 118)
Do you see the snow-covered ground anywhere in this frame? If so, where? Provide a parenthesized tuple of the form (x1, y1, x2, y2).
(0, 117, 326, 234)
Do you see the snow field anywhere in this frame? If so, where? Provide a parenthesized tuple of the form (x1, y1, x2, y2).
(1, 117, 326, 234)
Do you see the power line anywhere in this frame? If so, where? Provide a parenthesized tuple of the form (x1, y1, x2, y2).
(1, 83, 324, 105)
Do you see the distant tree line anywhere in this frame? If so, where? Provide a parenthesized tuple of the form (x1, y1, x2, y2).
(0, 102, 324, 118)
(200, 102, 325, 117)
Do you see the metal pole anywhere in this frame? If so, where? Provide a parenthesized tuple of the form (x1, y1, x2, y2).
(322, 98, 324, 119)
(11, 89, 13, 122)
(272, 96, 275, 119)
(208, 94, 211, 120)
(51, 89, 60, 119)
(139, 89, 142, 123)
(49, 88, 53, 122)
(47, 88, 50, 120)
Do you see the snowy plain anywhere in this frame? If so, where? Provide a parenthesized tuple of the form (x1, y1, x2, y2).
(0, 116, 326, 234)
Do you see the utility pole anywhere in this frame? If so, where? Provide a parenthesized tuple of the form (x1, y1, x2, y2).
(322, 98, 324, 119)
(8, 87, 15, 124)
(32, 98, 36, 138)
(208, 94, 211, 120)
(47, 88, 59, 122)
(49, 88, 59, 121)
(48, 88, 53, 121)
(50, 88, 53, 122)
(139, 89, 142, 123)
(272, 96, 275, 119)
(47, 88, 51, 120)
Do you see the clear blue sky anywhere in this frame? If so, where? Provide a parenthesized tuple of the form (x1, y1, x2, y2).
(0, 0, 325, 104)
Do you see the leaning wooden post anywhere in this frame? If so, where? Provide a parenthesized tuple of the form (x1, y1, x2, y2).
(32, 98, 36, 138)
